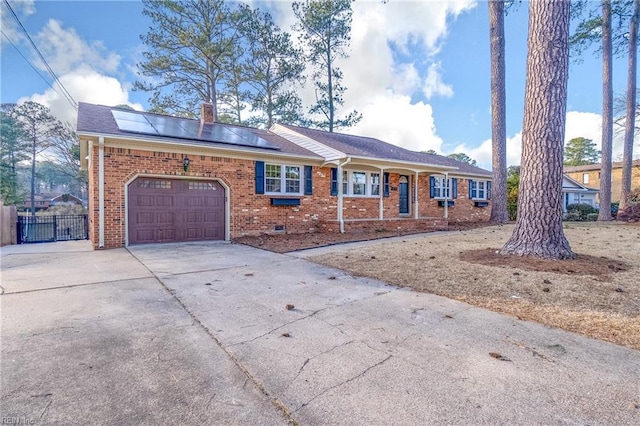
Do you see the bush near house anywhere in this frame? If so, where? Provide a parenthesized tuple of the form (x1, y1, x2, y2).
(565, 203, 597, 221)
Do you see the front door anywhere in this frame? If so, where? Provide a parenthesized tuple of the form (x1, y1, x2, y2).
(399, 175, 409, 214)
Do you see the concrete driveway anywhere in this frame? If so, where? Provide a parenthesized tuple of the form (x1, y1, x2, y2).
(2, 240, 639, 425)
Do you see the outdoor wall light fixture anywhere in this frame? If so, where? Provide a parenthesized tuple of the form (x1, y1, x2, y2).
(183, 155, 190, 172)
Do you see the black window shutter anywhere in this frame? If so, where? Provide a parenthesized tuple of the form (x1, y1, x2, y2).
(383, 172, 390, 197)
(304, 165, 313, 195)
(255, 161, 265, 194)
(452, 178, 458, 199)
(469, 179, 475, 198)
(330, 168, 338, 196)
(429, 176, 435, 198)
(487, 181, 491, 200)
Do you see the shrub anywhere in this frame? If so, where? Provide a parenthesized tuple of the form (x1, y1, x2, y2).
(618, 204, 640, 222)
(565, 203, 597, 221)
(586, 213, 599, 221)
(565, 212, 582, 221)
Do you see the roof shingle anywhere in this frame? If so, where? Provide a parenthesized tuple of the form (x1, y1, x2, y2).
(279, 124, 492, 176)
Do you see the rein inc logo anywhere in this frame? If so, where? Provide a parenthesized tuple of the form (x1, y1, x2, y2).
(1, 417, 35, 425)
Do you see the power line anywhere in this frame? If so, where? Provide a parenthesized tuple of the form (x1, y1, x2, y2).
(2, 0, 78, 110)
(1, 29, 65, 100)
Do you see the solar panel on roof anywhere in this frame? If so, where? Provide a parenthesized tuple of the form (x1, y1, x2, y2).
(112, 110, 150, 123)
(111, 110, 158, 134)
(111, 109, 279, 150)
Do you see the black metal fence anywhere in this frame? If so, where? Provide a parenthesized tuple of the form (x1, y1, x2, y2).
(17, 214, 89, 244)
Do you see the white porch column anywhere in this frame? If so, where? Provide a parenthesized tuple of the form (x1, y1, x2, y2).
(337, 158, 351, 233)
(414, 171, 419, 219)
(379, 167, 384, 220)
(443, 172, 449, 220)
(98, 136, 105, 248)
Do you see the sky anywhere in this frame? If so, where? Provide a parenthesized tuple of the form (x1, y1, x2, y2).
(1, 0, 638, 170)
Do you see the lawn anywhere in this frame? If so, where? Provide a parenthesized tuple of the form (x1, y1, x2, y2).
(307, 222, 640, 350)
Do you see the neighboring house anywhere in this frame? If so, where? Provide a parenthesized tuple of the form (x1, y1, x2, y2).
(564, 159, 640, 203)
(21, 193, 84, 212)
(77, 102, 493, 249)
(561, 175, 599, 213)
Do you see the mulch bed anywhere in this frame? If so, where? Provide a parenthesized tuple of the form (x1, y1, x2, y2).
(233, 222, 491, 253)
(459, 248, 630, 281)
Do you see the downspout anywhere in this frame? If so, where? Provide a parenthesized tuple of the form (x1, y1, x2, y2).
(414, 171, 419, 219)
(98, 137, 105, 248)
(379, 167, 384, 220)
(337, 157, 351, 233)
(443, 172, 449, 220)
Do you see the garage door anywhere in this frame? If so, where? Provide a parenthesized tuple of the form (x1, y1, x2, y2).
(128, 178, 225, 245)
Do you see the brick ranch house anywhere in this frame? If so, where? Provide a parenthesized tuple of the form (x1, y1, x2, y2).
(77, 102, 493, 249)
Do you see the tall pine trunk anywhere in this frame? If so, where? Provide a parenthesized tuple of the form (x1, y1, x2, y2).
(620, 0, 639, 211)
(598, 0, 613, 221)
(489, 0, 509, 224)
(501, 0, 573, 260)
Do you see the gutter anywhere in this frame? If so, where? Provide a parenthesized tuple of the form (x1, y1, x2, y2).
(77, 131, 323, 163)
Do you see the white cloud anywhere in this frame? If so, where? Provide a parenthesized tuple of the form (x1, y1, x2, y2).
(346, 92, 444, 153)
(17, 19, 139, 127)
(336, 0, 474, 152)
(422, 62, 454, 99)
(21, 68, 142, 125)
(391, 63, 421, 96)
(35, 19, 121, 75)
(451, 110, 639, 171)
(453, 131, 522, 170)
(1, 0, 36, 44)
(265, 0, 475, 153)
(564, 110, 636, 162)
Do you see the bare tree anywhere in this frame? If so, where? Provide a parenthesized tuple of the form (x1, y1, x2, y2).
(10, 102, 69, 216)
(620, 0, 639, 211)
(489, 0, 509, 223)
(501, 0, 574, 260)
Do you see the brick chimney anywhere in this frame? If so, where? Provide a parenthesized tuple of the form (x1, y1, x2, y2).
(201, 102, 215, 124)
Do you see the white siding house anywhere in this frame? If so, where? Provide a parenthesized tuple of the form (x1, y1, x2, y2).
(562, 175, 599, 213)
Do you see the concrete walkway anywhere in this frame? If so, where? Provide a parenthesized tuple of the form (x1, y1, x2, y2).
(2, 240, 639, 424)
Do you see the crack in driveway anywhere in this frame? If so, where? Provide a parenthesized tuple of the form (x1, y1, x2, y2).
(226, 306, 336, 348)
(294, 355, 393, 413)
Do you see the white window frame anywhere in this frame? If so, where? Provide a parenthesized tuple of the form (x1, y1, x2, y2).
(265, 164, 302, 195)
(470, 180, 488, 200)
(582, 173, 589, 184)
(342, 170, 381, 197)
(432, 177, 451, 199)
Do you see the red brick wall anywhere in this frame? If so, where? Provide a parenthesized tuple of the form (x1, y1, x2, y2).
(88, 144, 489, 249)
(417, 175, 490, 222)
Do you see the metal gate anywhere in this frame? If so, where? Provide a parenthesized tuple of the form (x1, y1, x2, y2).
(17, 214, 89, 244)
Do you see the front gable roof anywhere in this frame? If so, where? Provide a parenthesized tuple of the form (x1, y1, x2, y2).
(562, 175, 599, 192)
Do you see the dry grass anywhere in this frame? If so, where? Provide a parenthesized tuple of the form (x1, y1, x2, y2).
(309, 222, 640, 350)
